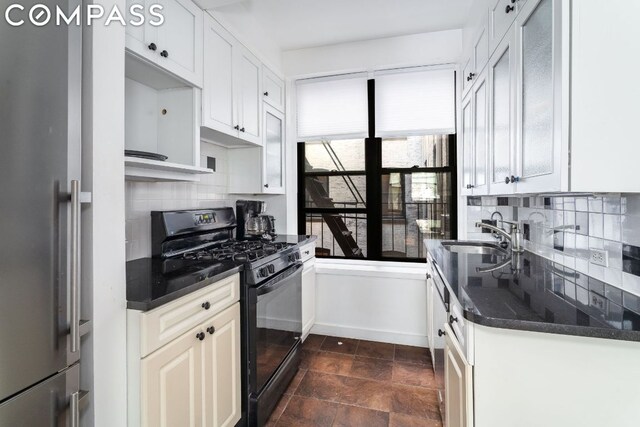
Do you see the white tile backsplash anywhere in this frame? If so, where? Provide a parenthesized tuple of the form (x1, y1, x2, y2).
(467, 194, 640, 298)
(125, 142, 230, 261)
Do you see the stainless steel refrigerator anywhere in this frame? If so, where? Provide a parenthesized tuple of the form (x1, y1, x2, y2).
(0, 0, 88, 424)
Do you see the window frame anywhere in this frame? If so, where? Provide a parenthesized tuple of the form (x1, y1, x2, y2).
(297, 77, 458, 262)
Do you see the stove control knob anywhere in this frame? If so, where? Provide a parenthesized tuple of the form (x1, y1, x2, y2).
(268, 264, 275, 274)
(259, 267, 269, 277)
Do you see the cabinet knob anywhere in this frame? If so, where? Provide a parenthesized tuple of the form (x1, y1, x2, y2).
(466, 184, 475, 189)
(449, 315, 458, 324)
(160, 50, 169, 58)
(438, 329, 446, 337)
(304, 250, 310, 255)
(234, 125, 240, 130)
(263, 91, 269, 96)
(426, 273, 431, 279)
(207, 326, 215, 335)
(505, 176, 511, 184)
(202, 301, 211, 310)
(240, 127, 245, 132)
(148, 43, 157, 51)
(510, 175, 520, 183)
(264, 184, 269, 188)
(505, 4, 515, 13)
(466, 72, 476, 82)
(196, 332, 205, 341)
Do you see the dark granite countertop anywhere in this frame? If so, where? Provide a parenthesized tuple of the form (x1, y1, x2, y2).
(424, 239, 640, 342)
(126, 258, 243, 311)
(126, 235, 316, 311)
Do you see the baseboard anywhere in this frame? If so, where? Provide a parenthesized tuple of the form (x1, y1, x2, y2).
(310, 322, 428, 347)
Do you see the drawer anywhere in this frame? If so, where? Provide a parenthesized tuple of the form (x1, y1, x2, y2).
(448, 300, 474, 364)
(489, 0, 517, 54)
(299, 240, 316, 263)
(139, 273, 240, 357)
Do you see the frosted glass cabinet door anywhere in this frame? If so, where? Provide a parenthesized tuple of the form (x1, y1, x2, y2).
(472, 71, 488, 196)
(263, 105, 285, 194)
(461, 94, 474, 195)
(489, 29, 516, 194)
(516, 0, 563, 192)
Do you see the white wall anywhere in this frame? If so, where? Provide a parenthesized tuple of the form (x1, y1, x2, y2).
(81, 1, 127, 425)
(282, 29, 462, 78)
(312, 260, 429, 346)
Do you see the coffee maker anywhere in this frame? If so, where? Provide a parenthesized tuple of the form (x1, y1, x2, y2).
(235, 200, 276, 240)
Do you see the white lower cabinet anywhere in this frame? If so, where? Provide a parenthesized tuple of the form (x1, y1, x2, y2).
(141, 303, 241, 427)
(444, 323, 474, 427)
(301, 258, 316, 340)
(142, 323, 204, 427)
(129, 275, 241, 427)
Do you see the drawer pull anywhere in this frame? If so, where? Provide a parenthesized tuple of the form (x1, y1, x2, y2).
(202, 301, 211, 310)
(505, 4, 515, 13)
(207, 326, 215, 335)
(196, 332, 205, 341)
(438, 329, 446, 337)
(449, 315, 459, 323)
(304, 250, 310, 255)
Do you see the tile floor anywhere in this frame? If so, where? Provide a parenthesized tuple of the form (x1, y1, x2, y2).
(266, 335, 443, 427)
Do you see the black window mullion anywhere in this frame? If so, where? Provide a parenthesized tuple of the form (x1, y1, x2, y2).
(365, 79, 383, 260)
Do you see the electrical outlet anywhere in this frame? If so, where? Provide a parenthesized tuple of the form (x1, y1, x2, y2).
(590, 248, 609, 267)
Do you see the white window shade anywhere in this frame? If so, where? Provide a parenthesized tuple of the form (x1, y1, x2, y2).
(375, 68, 455, 136)
(296, 74, 368, 140)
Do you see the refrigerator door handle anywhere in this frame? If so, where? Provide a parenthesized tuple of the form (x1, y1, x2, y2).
(70, 389, 90, 427)
(70, 180, 80, 353)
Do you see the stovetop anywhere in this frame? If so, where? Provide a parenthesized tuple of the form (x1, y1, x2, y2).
(180, 240, 295, 264)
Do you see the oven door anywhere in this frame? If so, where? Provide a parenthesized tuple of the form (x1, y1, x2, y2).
(253, 262, 303, 393)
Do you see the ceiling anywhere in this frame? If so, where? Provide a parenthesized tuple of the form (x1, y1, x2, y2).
(215, 0, 473, 51)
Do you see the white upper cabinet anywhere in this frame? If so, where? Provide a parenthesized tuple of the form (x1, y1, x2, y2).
(488, 27, 517, 194)
(472, 70, 489, 196)
(461, 69, 489, 196)
(263, 66, 285, 112)
(236, 47, 262, 145)
(514, 0, 564, 193)
(461, 21, 489, 98)
(202, 14, 263, 146)
(125, 0, 203, 87)
(263, 105, 285, 193)
(488, 0, 517, 54)
(461, 94, 474, 196)
(202, 16, 237, 136)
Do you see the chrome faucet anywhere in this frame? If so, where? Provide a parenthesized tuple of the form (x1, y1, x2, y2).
(475, 220, 524, 253)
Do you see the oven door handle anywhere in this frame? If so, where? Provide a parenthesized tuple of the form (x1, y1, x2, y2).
(256, 262, 303, 296)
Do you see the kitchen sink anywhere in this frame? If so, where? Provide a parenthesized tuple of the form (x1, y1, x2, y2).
(440, 240, 508, 256)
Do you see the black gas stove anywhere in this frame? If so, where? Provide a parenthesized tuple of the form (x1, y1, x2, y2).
(142, 207, 303, 427)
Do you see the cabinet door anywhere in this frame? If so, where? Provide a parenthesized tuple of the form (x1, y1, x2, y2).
(301, 260, 316, 340)
(125, 0, 158, 64)
(142, 326, 204, 427)
(263, 105, 285, 194)
(263, 67, 285, 112)
(515, 0, 563, 192)
(460, 94, 474, 195)
(489, 0, 517, 53)
(156, 0, 203, 87)
(472, 70, 489, 195)
(426, 270, 434, 360)
(203, 303, 241, 427)
(489, 28, 517, 194)
(444, 324, 473, 427)
(203, 16, 239, 137)
(461, 55, 474, 97)
(473, 25, 489, 76)
(236, 47, 262, 145)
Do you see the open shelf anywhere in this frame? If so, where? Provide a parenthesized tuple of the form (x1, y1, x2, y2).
(125, 156, 213, 182)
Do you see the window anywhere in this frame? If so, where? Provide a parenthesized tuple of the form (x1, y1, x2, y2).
(297, 67, 457, 261)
